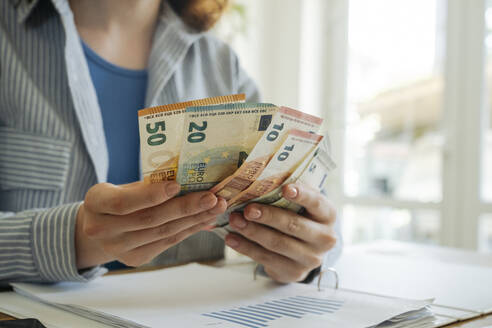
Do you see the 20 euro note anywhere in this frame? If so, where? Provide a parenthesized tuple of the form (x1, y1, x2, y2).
(138, 94, 245, 183)
(213, 136, 336, 238)
(210, 106, 323, 201)
(227, 129, 323, 207)
(177, 103, 278, 193)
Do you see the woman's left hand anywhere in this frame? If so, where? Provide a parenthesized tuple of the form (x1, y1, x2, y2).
(225, 183, 337, 283)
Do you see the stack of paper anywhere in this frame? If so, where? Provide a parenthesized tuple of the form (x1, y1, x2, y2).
(10, 264, 437, 328)
(335, 247, 492, 311)
(0, 292, 110, 328)
(333, 241, 492, 326)
(370, 308, 440, 328)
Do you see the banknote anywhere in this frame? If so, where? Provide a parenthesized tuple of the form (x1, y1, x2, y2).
(177, 103, 278, 192)
(244, 136, 332, 206)
(263, 138, 336, 213)
(210, 106, 323, 201)
(227, 129, 323, 207)
(138, 94, 245, 183)
(213, 135, 336, 238)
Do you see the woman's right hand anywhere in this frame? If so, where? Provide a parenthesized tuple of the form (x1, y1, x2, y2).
(74, 181, 226, 269)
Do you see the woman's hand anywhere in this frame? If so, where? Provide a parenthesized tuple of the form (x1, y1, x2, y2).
(225, 183, 337, 283)
(75, 181, 227, 269)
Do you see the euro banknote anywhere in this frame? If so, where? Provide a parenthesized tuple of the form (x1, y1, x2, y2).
(210, 106, 323, 201)
(213, 135, 336, 238)
(227, 129, 323, 207)
(176, 103, 278, 192)
(261, 137, 336, 213)
(138, 94, 245, 183)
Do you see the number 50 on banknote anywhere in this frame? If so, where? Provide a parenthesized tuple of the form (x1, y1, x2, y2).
(138, 94, 245, 183)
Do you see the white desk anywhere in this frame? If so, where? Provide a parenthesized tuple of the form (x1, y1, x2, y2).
(1, 241, 491, 327)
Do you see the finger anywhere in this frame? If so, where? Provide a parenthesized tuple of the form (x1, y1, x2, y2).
(229, 213, 322, 268)
(117, 218, 214, 267)
(282, 183, 336, 223)
(224, 233, 307, 283)
(119, 181, 144, 188)
(84, 181, 181, 215)
(122, 191, 219, 232)
(111, 203, 225, 252)
(109, 215, 217, 254)
(204, 197, 227, 215)
(243, 203, 329, 243)
(85, 193, 224, 237)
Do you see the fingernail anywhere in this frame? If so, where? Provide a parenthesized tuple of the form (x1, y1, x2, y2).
(200, 193, 217, 209)
(226, 235, 239, 247)
(166, 183, 180, 197)
(213, 197, 227, 213)
(247, 207, 262, 219)
(285, 185, 298, 199)
(231, 215, 247, 229)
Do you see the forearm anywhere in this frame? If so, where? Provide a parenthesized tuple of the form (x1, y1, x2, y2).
(0, 203, 105, 285)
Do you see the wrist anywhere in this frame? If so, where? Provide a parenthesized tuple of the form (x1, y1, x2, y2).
(75, 204, 112, 269)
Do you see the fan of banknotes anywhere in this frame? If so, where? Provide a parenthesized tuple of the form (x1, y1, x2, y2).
(138, 94, 336, 237)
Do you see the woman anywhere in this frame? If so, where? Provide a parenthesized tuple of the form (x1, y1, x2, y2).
(0, 0, 340, 284)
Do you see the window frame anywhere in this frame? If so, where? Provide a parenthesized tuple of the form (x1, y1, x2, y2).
(231, 0, 490, 250)
(441, 0, 486, 249)
(319, 0, 488, 250)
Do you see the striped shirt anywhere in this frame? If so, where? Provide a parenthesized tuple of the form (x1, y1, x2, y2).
(0, 0, 341, 284)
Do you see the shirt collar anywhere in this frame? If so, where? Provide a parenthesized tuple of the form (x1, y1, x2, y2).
(13, 0, 41, 24)
(144, 0, 204, 106)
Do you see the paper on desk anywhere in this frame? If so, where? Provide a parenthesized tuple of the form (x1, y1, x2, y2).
(12, 264, 433, 328)
(334, 248, 492, 314)
(0, 292, 111, 328)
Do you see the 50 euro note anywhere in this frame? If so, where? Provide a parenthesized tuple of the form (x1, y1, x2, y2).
(177, 103, 278, 193)
(210, 106, 323, 201)
(213, 135, 336, 238)
(227, 129, 323, 207)
(138, 94, 245, 183)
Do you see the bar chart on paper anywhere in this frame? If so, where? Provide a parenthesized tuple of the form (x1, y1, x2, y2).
(202, 296, 344, 328)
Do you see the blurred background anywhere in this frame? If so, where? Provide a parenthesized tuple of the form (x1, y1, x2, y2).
(214, 0, 492, 252)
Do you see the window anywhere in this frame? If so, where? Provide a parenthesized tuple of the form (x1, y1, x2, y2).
(343, 0, 489, 250)
(343, 0, 445, 245)
(224, 0, 490, 251)
(480, 0, 492, 251)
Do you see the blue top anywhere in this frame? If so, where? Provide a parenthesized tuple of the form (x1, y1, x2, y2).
(82, 41, 148, 185)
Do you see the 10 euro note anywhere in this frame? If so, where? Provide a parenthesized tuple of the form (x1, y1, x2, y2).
(260, 137, 336, 213)
(138, 94, 245, 183)
(213, 136, 336, 238)
(177, 103, 278, 193)
(246, 136, 333, 206)
(210, 106, 323, 201)
(227, 129, 323, 207)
